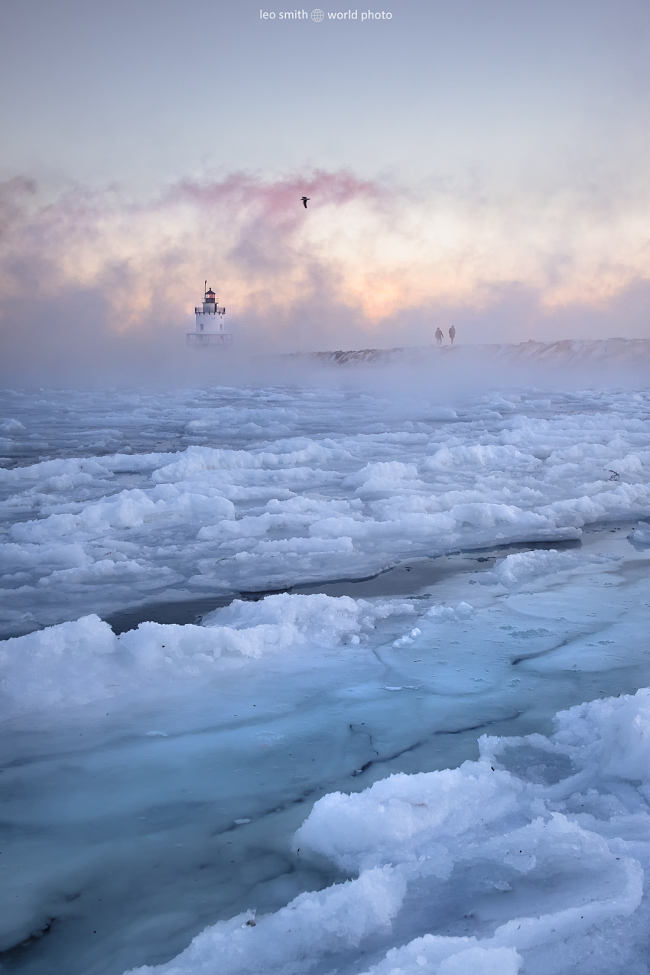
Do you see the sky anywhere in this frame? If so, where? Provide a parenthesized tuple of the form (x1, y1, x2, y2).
(0, 0, 649, 381)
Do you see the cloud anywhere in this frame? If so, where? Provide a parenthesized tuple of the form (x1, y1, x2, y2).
(0, 177, 38, 237)
(0, 168, 648, 385)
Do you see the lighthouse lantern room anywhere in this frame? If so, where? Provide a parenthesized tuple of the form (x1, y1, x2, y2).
(186, 281, 233, 347)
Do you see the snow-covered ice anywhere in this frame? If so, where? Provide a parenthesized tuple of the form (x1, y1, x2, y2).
(1, 340, 650, 975)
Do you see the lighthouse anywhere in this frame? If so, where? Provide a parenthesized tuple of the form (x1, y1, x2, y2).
(186, 281, 233, 347)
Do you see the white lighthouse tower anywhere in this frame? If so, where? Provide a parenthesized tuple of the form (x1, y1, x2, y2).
(186, 281, 233, 347)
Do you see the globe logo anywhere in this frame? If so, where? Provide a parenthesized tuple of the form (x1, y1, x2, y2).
(311, 7, 325, 21)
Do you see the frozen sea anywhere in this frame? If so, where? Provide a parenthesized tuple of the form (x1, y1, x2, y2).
(1, 340, 650, 975)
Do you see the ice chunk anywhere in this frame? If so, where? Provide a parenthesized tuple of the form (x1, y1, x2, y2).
(487, 549, 578, 588)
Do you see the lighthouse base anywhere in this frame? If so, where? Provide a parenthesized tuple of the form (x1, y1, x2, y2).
(186, 332, 233, 347)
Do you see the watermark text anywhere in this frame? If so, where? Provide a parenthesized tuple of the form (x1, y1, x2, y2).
(259, 8, 393, 22)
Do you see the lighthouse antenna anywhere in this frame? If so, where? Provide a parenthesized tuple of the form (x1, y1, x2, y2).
(204, 279, 207, 297)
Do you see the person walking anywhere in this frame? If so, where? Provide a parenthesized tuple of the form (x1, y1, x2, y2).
(435, 327, 444, 345)
(449, 325, 456, 344)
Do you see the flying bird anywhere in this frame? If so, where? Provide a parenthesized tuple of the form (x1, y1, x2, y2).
(301, 196, 310, 208)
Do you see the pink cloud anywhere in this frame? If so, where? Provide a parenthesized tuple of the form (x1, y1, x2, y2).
(165, 168, 390, 214)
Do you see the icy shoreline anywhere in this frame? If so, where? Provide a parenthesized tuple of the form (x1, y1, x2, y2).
(2, 521, 650, 975)
(1, 362, 650, 975)
(2, 376, 650, 641)
(128, 685, 650, 975)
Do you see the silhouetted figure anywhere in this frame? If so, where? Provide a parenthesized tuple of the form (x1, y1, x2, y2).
(435, 327, 444, 345)
(449, 325, 456, 344)
(301, 196, 310, 208)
